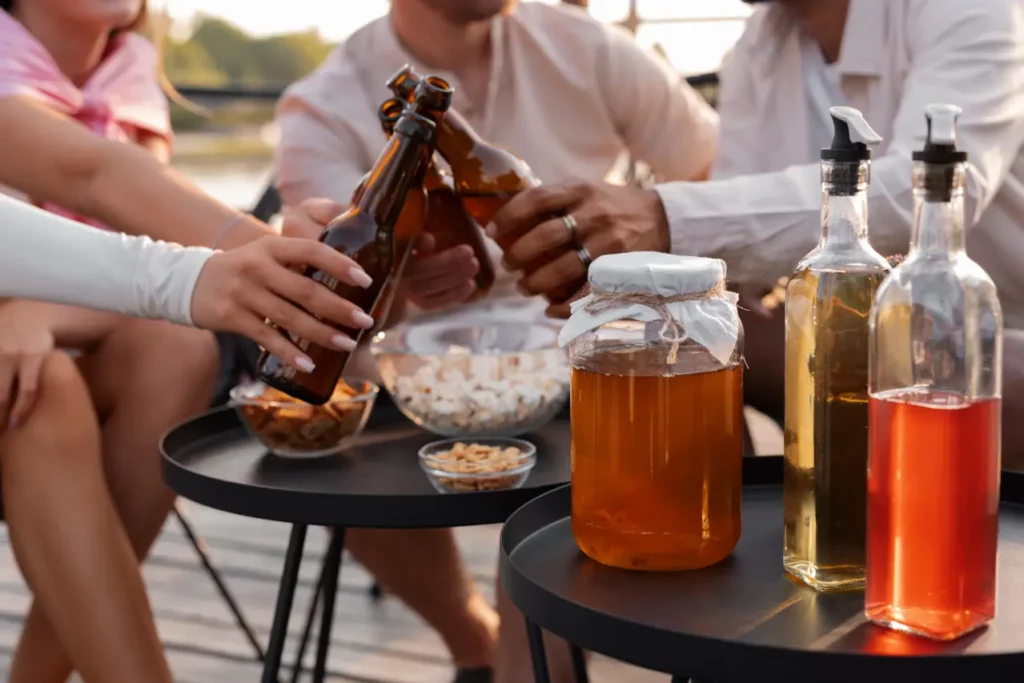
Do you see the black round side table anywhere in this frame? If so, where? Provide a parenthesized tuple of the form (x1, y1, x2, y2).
(500, 457, 1024, 683)
(161, 397, 572, 683)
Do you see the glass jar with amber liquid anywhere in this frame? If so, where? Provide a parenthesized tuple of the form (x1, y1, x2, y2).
(559, 252, 744, 570)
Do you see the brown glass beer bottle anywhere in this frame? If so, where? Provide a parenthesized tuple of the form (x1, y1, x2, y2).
(256, 110, 437, 404)
(390, 68, 584, 307)
(387, 66, 541, 244)
(366, 99, 427, 328)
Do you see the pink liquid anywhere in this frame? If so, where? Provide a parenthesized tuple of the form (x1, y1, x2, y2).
(866, 389, 1001, 640)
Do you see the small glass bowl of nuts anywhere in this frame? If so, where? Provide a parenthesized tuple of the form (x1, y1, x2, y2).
(418, 438, 537, 493)
(230, 378, 378, 458)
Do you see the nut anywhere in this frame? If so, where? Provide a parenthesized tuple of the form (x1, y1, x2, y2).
(426, 442, 529, 492)
(241, 381, 364, 454)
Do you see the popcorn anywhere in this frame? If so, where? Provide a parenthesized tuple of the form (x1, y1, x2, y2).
(388, 350, 569, 435)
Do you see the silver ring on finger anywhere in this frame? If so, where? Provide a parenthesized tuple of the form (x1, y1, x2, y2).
(562, 213, 579, 245)
(577, 245, 593, 268)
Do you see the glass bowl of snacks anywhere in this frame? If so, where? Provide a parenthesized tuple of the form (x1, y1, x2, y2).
(419, 438, 537, 493)
(230, 378, 378, 458)
(372, 321, 569, 437)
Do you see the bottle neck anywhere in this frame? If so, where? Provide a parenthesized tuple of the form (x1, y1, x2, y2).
(910, 161, 966, 258)
(819, 160, 870, 247)
(433, 108, 480, 162)
(356, 125, 433, 229)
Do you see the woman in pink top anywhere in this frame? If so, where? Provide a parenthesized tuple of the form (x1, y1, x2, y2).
(0, 1, 373, 680)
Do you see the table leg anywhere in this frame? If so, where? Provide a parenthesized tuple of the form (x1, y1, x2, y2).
(526, 620, 551, 683)
(569, 644, 589, 683)
(313, 528, 346, 682)
(262, 524, 307, 683)
(290, 533, 341, 682)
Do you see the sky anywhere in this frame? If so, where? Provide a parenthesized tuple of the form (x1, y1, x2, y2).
(163, 0, 753, 74)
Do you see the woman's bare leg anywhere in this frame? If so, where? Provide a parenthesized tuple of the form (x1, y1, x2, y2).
(494, 575, 575, 683)
(346, 528, 500, 668)
(79, 318, 219, 558)
(4, 351, 171, 683)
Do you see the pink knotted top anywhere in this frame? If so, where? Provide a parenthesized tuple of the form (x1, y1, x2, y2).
(0, 9, 172, 227)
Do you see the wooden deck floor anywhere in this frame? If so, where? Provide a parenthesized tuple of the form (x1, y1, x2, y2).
(0, 411, 782, 682)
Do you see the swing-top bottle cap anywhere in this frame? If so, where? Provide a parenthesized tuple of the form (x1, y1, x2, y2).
(821, 106, 882, 162)
(913, 103, 968, 163)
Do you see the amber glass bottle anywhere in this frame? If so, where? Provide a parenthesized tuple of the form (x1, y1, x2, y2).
(359, 99, 427, 328)
(387, 66, 540, 231)
(390, 67, 586, 305)
(400, 81, 496, 297)
(256, 110, 437, 404)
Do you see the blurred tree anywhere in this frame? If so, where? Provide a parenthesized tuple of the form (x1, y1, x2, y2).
(166, 16, 333, 88)
(188, 16, 264, 84)
(246, 31, 333, 85)
(163, 40, 227, 86)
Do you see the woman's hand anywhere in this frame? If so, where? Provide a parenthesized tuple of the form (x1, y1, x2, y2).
(191, 236, 376, 373)
(0, 304, 56, 432)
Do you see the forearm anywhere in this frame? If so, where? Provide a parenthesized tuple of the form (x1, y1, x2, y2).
(0, 300, 118, 350)
(655, 156, 916, 289)
(83, 143, 270, 249)
(0, 195, 212, 325)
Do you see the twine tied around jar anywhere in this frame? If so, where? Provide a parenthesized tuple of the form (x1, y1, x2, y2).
(583, 280, 727, 365)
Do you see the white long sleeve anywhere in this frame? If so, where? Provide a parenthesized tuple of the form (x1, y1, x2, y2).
(0, 193, 213, 325)
(654, 0, 1024, 327)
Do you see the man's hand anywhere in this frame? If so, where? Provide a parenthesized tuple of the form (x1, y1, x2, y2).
(399, 233, 480, 311)
(280, 198, 344, 239)
(488, 182, 670, 304)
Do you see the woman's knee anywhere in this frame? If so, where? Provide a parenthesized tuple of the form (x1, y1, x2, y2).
(84, 320, 220, 411)
(2, 351, 98, 453)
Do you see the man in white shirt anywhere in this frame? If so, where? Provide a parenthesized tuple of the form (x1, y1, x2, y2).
(489, 0, 1024, 441)
(274, 1, 718, 681)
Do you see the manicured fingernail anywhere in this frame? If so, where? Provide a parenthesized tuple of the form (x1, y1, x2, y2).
(349, 267, 373, 289)
(485, 222, 496, 238)
(332, 334, 357, 351)
(295, 356, 316, 373)
(351, 311, 375, 329)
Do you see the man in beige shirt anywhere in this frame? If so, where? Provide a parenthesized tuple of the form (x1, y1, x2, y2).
(274, 1, 718, 681)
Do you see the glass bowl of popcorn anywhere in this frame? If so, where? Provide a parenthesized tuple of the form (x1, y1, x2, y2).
(372, 321, 569, 437)
(230, 378, 379, 458)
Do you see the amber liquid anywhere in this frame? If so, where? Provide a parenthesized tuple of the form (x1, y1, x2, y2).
(369, 187, 427, 327)
(866, 390, 1000, 640)
(784, 268, 885, 590)
(460, 190, 517, 229)
(257, 212, 393, 405)
(424, 185, 495, 297)
(571, 348, 743, 570)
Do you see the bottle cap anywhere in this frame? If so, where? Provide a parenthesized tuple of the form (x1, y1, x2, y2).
(822, 106, 883, 162)
(913, 103, 968, 163)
